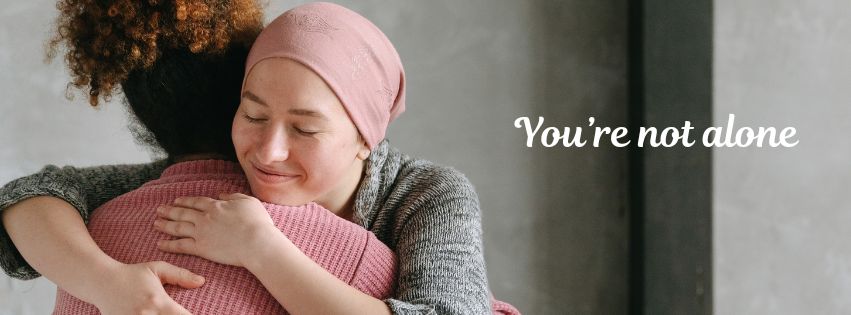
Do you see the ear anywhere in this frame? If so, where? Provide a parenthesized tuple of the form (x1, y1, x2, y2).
(356, 141, 371, 160)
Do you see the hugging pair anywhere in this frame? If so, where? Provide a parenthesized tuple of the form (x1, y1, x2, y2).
(0, 1, 519, 314)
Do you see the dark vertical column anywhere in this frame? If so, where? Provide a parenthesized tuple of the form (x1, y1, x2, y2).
(631, 0, 714, 314)
(627, 0, 645, 313)
(529, 2, 630, 313)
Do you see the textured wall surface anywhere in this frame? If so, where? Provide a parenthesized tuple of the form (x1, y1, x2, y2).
(0, 2, 151, 313)
(714, 0, 851, 314)
(0, 1, 629, 314)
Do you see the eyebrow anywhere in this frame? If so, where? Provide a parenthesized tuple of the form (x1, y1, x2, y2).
(242, 90, 328, 120)
(287, 108, 328, 120)
(241, 90, 268, 107)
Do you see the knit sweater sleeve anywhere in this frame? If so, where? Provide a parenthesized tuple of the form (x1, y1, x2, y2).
(383, 166, 493, 315)
(0, 160, 168, 280)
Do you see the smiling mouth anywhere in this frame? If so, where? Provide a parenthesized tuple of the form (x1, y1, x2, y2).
(252, 165, 299, 184)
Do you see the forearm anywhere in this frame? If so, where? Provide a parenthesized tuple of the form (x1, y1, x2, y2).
(2, 196, 121, 304)
(245, 231, 391, 315)
(386, 174, 493, 314)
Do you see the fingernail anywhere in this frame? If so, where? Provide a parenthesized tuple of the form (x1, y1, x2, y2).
(194, 275, 204, 283)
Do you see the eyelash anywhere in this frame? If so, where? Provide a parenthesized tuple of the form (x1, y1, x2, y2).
(243, 113, 265, 124)
(244, 114, 318, 136)
(242, 114, 319, 136)
(295, 128, 318, 136)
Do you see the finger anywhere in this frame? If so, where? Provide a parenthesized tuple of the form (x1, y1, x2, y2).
(157, 205, 203, 223)
(153, 219, 195, 238)
(157, 238, 198, 256)
(171, 304, 194, 315)
(173, 196, 218, 212)
(147, 261, 205, 289)
(169, 303, 194, 315)
(218, 192, 251, 201)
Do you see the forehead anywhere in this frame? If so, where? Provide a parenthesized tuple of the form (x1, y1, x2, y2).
(245, 58, 327, 92)
(242, 58, 344, 113)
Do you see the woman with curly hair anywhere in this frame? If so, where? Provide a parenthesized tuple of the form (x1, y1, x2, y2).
(1, 2, 521, 314)
(3, 0, 399, 314)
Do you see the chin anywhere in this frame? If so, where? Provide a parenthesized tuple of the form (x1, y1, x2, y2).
(251, 186, 309, 206)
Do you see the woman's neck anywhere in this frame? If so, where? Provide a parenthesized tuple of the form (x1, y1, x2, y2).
(317, 159, 366, 222)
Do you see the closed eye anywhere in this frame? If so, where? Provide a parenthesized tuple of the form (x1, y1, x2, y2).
(295, 127, 319, 136)
(243, 113, 266, 124)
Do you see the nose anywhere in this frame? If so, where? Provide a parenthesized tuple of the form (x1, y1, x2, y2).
(255, 124, 289, 164)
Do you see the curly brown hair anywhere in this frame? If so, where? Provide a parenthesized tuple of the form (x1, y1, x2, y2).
(48, 0, 264, 106)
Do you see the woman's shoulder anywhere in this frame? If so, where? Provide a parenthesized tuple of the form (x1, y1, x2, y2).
(387, 147, 473, 191)
(399, 158, 475, 194)
(362, 142, 482, 247)
(384, 146, 480, 211)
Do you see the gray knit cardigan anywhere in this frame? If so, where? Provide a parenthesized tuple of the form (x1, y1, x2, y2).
(0, 140, 492, 314)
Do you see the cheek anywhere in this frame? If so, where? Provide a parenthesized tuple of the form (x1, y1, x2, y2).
(298, 145, 342, 177)
(297, 146, 328, 173)
(231, 121, 255, 154)
(300, 145, 348, 181)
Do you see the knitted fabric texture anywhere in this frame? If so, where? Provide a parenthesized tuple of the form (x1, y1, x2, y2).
(0, 141, 521, 314)
(52, 160, 396, 314)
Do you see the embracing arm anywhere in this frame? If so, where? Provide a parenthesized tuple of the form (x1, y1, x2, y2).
(0, 161, 207, 314)
(2, 196, 201, 315)
(2, 196, 122, 302)
(0, 160, 168, 278)
(384, 168, 493, 315)
(245, 230, 393, 315)
(156, 194, 394, 315)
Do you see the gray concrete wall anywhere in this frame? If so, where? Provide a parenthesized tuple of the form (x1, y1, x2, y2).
(0, 1, 629, 314)
(714, 0, 851, 314)
(0, 3, 152, 313)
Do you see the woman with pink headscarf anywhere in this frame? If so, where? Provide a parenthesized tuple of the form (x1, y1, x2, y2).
(0, 2, 519, 314)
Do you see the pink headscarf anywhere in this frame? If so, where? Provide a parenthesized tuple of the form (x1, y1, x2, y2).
(243, 2, 406, 149)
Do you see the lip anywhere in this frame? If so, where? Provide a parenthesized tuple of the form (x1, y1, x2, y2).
(251, 163, 299, 184)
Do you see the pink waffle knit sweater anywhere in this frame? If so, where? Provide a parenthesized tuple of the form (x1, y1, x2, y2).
(52, 160, 397, 314)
